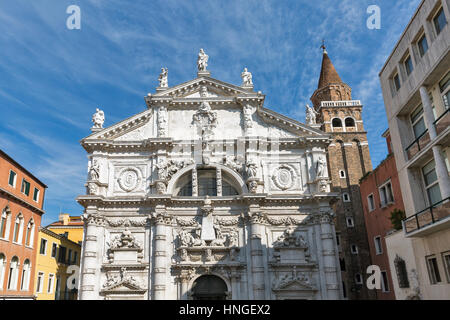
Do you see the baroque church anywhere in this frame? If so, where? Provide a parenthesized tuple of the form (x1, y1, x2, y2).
(77, 47, 372, 300)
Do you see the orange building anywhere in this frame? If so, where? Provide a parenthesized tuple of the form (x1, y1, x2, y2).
(0, 149, 47, 299)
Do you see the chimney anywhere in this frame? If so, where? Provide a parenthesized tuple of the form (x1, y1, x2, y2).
(59, 213, 70, 225)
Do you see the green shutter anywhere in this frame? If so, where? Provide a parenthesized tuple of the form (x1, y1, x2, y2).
(8, 171, 16, 186)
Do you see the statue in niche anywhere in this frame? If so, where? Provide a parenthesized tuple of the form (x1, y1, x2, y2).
(305, 104, 319, 125)
(316, 156, 326, 178)
(157, 106, 168, 137)
(246, 158, 258, 179)
(241, 67, 253, 86)
(89, 160, 100, 181)
(197, 48, 209, 71)
(158, 68, 168, 88)
(243, 104, 253, 131)
(92, 108, 105, 129)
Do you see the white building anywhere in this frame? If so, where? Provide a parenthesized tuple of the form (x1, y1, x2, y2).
(379, 0, 450, 300)
(77, 50, 342, 300)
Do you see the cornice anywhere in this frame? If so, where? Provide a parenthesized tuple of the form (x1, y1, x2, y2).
(0, 187, 45, 215)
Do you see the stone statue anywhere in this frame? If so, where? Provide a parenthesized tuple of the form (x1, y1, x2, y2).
(200, 86, 208, 98)
(316, 156, 326, 178)
(92, 108, 105, 129)
(241, 68, 253, 86)
(157, 106, 168, 137)
(158, 68, 168, 88)
(305, 104, 319, 125)
(89, 160, 100, 180)
(243, 105, 253, 131)
(246, 158, 258, 178)
(197, 48, 209, 71)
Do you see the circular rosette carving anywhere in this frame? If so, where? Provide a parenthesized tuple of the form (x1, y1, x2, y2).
(272, 165, 296, 190)
(118, 167, 141, 192)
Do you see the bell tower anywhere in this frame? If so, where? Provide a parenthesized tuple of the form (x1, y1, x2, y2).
(310, 45, 375, 300)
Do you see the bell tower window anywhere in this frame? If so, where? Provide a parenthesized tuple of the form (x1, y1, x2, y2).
(332, 118, 343, 127)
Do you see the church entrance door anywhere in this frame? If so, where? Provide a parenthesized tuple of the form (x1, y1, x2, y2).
(191, 275, 228, 300)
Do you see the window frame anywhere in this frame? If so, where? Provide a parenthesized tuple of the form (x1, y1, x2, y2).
(417, 32, 429, 57)
(342, 192, 351, 202)
(367, 193, 375, 212)
(350, 244, 358, 255)
(381, 271, 390, 293)
(355, 273, 363, 285)
(378, 179, 394, 207)
(441, 251, 450, 283)
(432, 6, 447, 36)
(422, 159, 442, 207)
(40, 238, 48, 255)
(51, 243, 58, 258)
(20, 179, 31, 196)
(393, 72, 401, 92)
(339, 170, 346, 178)
(374, 236, 383, 255)
(403, 54, 414, 77)
(47, 273, 55, 294)
(426, 255, 442, 285)
(32, 188, 40, 203)
(36, 271, 44, 293)
(8, 170, 17, 188)
(346, 217, 354, 228)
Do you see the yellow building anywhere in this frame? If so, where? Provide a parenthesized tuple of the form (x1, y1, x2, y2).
(34, 227, 81, 300)
(46, 213, 84, 244)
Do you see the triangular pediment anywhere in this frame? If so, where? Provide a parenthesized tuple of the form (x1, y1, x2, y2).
(275, 279, 316, 291)
(258, 107, 327, 137)
(152, 76, 257, 99)
(82, 109, 153, 142)
(102, 280, 146, 293)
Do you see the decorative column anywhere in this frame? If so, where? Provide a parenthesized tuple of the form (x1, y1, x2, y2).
(419, 86, 450, 199)
(319, 209, 340, 299)
(152, 206, 171, 300)
(79, 210, 106, 300)
(248, 206, 266, 299)
(179, 268, 194, 300)
(230, 269, 241, 300)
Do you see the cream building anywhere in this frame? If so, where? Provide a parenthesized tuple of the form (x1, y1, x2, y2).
(76, 50, 343, 300)
(379, 0, 450, 300)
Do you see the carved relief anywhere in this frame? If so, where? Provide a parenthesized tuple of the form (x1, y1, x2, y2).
(118, 167, 141, 192)
(223, 156, 243, 174)
(272, 165, 296, 190)
(272, 267, 314, 291)
(192, 100, 218, 140)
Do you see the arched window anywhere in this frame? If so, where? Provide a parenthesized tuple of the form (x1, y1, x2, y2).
(25, 219, 35, 247)
(332, 118, 343, 127)
(345, 117, 355, 127)
(20, 259, 31, 291)
(13, 213, 24, 244)
(198, 169, 217, 196)
(175, 168, 240, 197)
(0, 208, 11, 240)
(0, 253, 5, 290)
(7, 256, 19, 290)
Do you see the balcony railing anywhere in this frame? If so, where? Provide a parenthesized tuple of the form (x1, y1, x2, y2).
(403, 197, 450, 234)
(405, 129, 430, 160)
(433, 108, 449, 136)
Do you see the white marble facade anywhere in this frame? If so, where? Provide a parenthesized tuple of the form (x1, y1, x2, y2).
(77, 52, 342, 300)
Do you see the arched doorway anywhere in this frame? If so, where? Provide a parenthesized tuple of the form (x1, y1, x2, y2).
(191, 275, 228, 300)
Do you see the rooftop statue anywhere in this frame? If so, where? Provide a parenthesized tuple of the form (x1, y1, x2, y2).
(92, 108, 105, 129)
(197, 48, 209, 71)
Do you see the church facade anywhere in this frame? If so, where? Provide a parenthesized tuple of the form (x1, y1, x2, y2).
(77, 50, 343, 300)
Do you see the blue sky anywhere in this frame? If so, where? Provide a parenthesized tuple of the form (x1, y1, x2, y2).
(0, 0, 421, 225)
